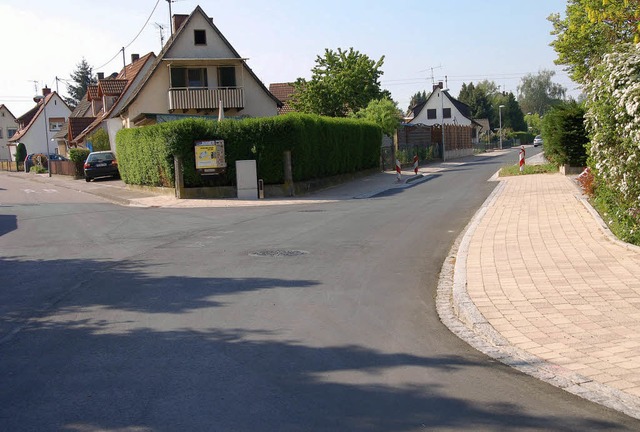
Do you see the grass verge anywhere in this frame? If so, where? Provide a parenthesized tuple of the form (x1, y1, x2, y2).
(499, 163, 557, 177)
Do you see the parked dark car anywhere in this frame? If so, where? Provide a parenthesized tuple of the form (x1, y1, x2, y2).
(84, 151, 119, 182)
(24, 153, 68, 173)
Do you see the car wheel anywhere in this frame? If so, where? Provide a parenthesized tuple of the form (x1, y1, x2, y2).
(85, 177, 91, 182)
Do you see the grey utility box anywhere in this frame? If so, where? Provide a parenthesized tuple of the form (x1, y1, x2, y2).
(236, 160, 258, 200)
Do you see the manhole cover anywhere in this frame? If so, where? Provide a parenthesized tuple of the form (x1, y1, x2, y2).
(249, 249, 309, 257)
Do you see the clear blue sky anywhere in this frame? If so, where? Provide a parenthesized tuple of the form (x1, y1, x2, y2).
(0, 0, 575, 117)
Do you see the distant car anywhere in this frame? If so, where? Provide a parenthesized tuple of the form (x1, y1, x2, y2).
(533, 135, 543, 147)
(84, 151, 119, 182)
(24, 153, 68, 173)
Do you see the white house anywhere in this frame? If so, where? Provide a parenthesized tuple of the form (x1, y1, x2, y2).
(8, 88, 71, 159)
(409, 83, 476, 127)
(0, 104, 18, 160)
(117, 5, 281, 129)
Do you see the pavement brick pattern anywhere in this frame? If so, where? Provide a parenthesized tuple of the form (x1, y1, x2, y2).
(466, 174, 640, 399)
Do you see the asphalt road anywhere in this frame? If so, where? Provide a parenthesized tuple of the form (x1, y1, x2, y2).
(1, 149, 639, 431)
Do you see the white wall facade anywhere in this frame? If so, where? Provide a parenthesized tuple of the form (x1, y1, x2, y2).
(15, 94, 71, 157)
(0, 106, 18, 160)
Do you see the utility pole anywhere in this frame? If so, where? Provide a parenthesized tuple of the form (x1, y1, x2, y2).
(167, 0, 174, 35)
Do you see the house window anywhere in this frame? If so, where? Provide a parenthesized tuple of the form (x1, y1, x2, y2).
(0, 128, 3, 139)
(49, 118, 65, 131)
(7, 128, 16, 139)
(443, 108, 451, 119)
(218, 66, 236, 87)
(427, 109, 437, 120)
(170, 67, 208, 88)
(194, 30, 206, 45)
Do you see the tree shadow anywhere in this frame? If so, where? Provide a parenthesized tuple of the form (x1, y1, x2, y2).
(0, 214, 17, 236)
(0, 257, 635, 431)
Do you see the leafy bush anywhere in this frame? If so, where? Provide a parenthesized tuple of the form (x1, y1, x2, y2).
(509, 131, 535, 144)
(584, 43, 640, 245)
(541, 101, 588, 167)
(15, 143, 27, 163)
(32, 153, 48, 169)
(69, 148, 91, 176)
(116, 114, 382, 187)
(87, 128, 111, 151)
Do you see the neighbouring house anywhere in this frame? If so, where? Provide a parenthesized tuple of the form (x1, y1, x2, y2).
(116, 5, 281, 130)
(69, 52, 156, 151)
(0, 104, 18, 160)
(7, 88, 71, 160)
(269, 83, 296, 115)
(52, 94, 94, 156)
(408, 82, 482, 159)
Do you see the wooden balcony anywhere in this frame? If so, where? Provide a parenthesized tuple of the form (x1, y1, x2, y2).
(168, 87, 244, 111)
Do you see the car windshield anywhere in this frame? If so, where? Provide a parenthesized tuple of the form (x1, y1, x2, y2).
(88, 153, 115, 162)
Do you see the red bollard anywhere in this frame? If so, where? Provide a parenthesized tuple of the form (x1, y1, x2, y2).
(519, 146, 525, 172)
(413, 155, 419, 174)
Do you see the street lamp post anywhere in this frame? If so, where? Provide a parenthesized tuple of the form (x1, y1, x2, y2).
(34, 94, 52, 177)
(498, 104, 505, 150)
(441, 87, 449, 162)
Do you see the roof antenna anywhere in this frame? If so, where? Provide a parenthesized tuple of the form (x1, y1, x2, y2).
(154, 23, 165, 49)
(445, 75, 448, 89)
(30, 80, 38, 95)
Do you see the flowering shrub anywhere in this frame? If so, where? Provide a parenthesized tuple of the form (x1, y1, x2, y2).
(584, 43, 640, 245)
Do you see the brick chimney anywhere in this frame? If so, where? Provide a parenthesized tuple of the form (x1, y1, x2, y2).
(42, 86, 51, 96)
(97, 72, 104, 80)
(433, 82, 443, 91)
(131, 53, 140, 63)
(172, 14, 188, 34)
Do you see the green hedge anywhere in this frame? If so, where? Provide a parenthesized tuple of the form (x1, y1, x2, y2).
(541, 101, 588, 167)
(510, 131, 535, 144)
(116, 114, 382, 187)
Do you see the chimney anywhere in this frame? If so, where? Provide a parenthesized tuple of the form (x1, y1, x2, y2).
(42, 86, 51, 96)
(172, 14, 188, 34)
(433, 82, 443, 91)
(97, 72, 105, 80)
(131, 53, 140, 63)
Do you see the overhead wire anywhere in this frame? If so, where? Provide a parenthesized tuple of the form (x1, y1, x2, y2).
(95, 0, 161, 71)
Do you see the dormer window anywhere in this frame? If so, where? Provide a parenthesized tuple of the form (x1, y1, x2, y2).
(194, 30, 206, 45)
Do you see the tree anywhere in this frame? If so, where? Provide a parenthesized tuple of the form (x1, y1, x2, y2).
(87, 128, 111, 151)
(524, 112, 542, 135)
(350, 98, 403, 137)
(291, 48, 388, 117)
(408, 90, 428, 113)
(457, 82, 494, 120)
(15, 142, 27, 166)
(549, 0, 640, 83)
(65, 58, 97, 110)
(517, 70, 566, 116)
(493, 92, 527, 132)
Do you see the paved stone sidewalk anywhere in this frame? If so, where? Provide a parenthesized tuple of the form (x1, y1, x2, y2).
(439, 173, 640, 419)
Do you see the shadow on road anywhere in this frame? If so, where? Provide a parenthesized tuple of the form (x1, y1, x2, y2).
(0, 256, 631, 431)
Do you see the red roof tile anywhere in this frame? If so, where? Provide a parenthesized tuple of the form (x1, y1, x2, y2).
(269, 83, 296, 115)
(98, 79, 127, 96)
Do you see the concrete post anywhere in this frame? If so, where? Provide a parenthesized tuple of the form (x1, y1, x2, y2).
(174, 155, 184, 199)
(283, 150, 294, 197)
